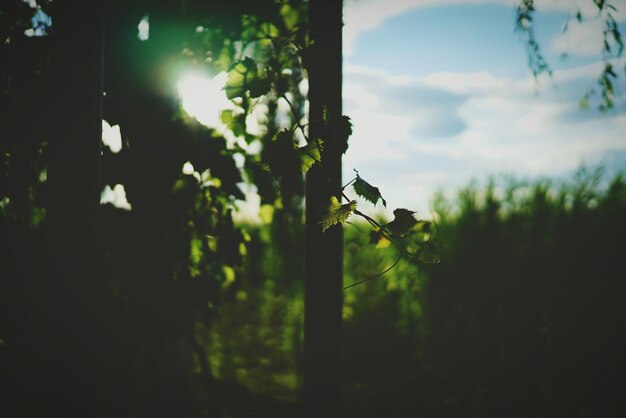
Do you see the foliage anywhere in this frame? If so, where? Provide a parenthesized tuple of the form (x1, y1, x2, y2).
(418, 169, 626, 418)
(322, 196, 356, 232)
(516, 0, 625, 111)
(204, 169, 626, 417)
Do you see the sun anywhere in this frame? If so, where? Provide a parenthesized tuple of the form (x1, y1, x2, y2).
(176, 71, 234, 128)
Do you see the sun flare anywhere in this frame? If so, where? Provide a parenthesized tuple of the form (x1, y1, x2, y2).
(176, 71, 233, 128)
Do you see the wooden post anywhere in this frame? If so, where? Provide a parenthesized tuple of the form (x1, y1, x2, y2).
(303, 1, 344, 417)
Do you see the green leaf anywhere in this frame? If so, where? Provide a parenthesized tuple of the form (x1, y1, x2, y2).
(369, 227, 390, 248)
(353, 172, 386, 207)
(223, 58, 260, 99)
(259, 22, 279, 38)
(385, 208, 418, 236)
(321, 196, 356, 232)
(297, 140, 321, 173)
(241, 56, 257, 72)
(261, 130, 299, 179)
(280, 3, 300, 30)
(376, 236, 391, 249)
(221, 265, 236, 288)
(220, 110, 234, 125)
(248, 77, 271, 98)
(369, 227, 384, 244)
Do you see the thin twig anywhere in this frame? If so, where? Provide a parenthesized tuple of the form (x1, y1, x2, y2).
(281, 94, 309, 141)
(343, 254, 402, 290)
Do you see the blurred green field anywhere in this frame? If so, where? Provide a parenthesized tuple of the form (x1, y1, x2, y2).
(201, 168, 626, 417)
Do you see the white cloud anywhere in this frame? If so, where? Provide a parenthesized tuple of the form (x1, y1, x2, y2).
(343, 60, 626, 217)
(551, 17, 605, 56)
(343, 65, 469, 148)
(346, 109, 412, 163)
(423, 71, 514, 94)
(538, 0, 626, 19)
(343, 82, 380, 109)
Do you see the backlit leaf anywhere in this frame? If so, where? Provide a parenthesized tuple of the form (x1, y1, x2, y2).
(297, 140, 321, 173)
(259, 22, 279, 38)
(369, 228, 383, 245)
(385, 208, 418, 236)
(248, 77, 271, 98)
(353, 172, 386, 207)
(322, 196, 356, 232)
(223, 57, 260, 99)
(261, 130, 299, 179)
(369, 228, 391, 248)
(329, 115, 353, 154)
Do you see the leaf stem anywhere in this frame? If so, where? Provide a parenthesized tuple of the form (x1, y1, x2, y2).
(343, 254, 402, 290)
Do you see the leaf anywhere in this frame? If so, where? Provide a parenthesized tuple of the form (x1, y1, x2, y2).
(241, 56, 257, 72)
(369, 228, 391, 248)
(259, 22, 279, 38)
(353, 172, 386, 207)
(369, 228, 384, 244)
(248, 77, 271, 98)
(297, 140, 321, 173)
(280, 3, 300, 30)
(385, 208, 418, 236)
(220, 110, 234, 125)
(329, 115, 353, 154)
(223, 58, 260, 99)
(321, 196, 356, 232)
(261, 130, 299, 179)
(376, 236, 391, 249)
(223, 62, 248, 99)
(221, 265, 236, 288)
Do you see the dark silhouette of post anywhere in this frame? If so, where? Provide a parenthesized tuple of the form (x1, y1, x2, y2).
(304, 1, 344, 417)
(45, 1, 105, 416)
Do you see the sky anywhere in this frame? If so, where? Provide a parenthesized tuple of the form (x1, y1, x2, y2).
(341, 0, 626, 217)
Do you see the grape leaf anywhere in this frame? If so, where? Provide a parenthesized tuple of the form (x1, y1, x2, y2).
(224, 61, 250, 99)
(376, 236, 391, 249)
(353, 172, 386, 207)
(369, 228, 383, 244)
(369, 228, 390, 248)
(248, 77, 271, 98)
(258, 22, 279, 38)
(385, 208, 418, 236)
(322, 196, 356, 232)
(329, 115, 353, 154)
(224, 57, 264, 99)
(261, 130, 299, 179)
(297, 140, 321, 173)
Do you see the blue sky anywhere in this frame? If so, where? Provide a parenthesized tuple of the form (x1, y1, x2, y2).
(342, 0, 626, 217)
